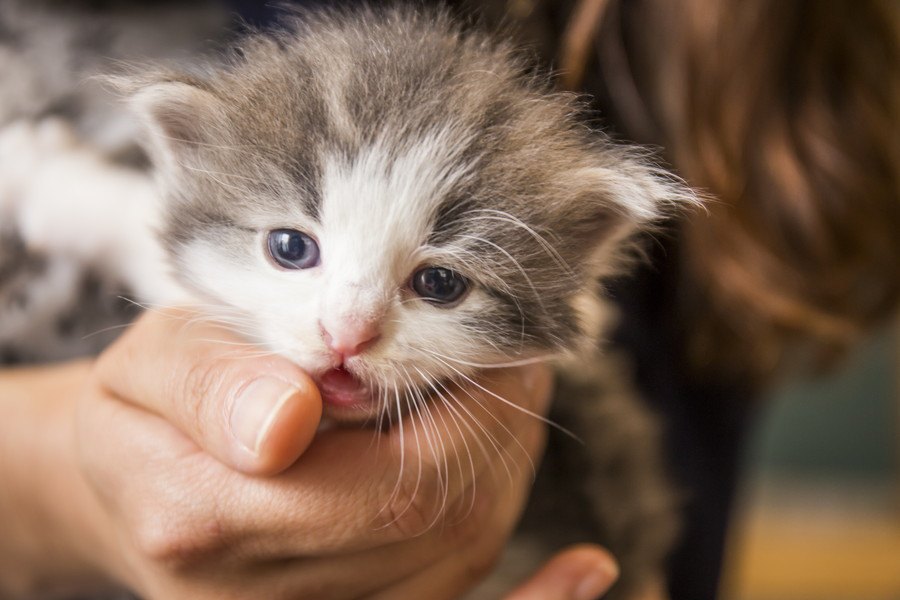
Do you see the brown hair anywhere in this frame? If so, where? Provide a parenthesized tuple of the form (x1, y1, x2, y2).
(563, 0, 900, 381)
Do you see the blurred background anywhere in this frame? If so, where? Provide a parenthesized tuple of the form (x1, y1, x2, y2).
(722, 322, 900, 600)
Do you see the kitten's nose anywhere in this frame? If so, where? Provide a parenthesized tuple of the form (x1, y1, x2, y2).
(319, 320, 381, 359)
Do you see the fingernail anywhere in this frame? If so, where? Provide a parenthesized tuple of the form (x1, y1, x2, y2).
(231, 377, 300, 455)
(573, 560, 619, 600)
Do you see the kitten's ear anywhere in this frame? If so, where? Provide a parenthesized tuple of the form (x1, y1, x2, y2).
(574, 153, 701, 275)
(117, 77, 228, 172)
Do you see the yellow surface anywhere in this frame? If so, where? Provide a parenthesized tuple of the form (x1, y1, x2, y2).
(722, 503, 900, 600)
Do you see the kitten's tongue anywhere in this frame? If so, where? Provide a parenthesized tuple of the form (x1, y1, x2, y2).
(318, 367, 370, 408)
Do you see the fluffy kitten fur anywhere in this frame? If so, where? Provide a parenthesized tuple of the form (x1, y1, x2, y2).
(125, 8, 690, 414)
(1, 4, 694, 598)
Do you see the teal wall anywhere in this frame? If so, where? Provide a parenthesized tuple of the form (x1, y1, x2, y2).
(745, 328, 898, 480)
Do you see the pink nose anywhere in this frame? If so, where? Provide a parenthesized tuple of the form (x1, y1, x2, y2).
(320, 320, 381, 359)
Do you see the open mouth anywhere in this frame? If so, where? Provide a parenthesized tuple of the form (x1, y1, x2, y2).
(317, 366, 372, 411)
(315, 366, 443, 423)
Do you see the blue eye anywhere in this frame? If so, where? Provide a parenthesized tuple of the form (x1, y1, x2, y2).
(267, 229, 320, 269)
(412, 266, 469, 305)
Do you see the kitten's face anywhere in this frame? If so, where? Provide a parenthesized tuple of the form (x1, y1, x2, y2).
(130, 9, 692, 420)
(171, 139, 567, 420)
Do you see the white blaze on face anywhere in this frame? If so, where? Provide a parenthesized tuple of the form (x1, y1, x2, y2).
(317, 133, 473, 362)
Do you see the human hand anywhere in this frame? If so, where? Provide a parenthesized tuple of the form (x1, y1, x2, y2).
(70, 308, 518, 597)
(84, 308, 621, 598)
(0, 308, 620, 599)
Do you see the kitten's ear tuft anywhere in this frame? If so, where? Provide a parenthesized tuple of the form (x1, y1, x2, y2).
(582, 152, 702, 225)
(115, 77, 228, 170)
(132, 82, 220, 146)
(573, 151, 703, 273)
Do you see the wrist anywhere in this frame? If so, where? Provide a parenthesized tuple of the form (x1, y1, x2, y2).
(0, 361, 118, 597)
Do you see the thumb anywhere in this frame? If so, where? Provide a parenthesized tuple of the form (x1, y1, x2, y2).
(505, 545, 619, 600)
(95, 309, 322, 475)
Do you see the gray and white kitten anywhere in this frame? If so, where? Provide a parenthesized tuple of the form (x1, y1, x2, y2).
(0, 4, 692, 598)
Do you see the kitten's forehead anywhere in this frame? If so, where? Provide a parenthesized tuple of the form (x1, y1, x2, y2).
(213, 10, 580, 223)
(318, 128, 477, 277)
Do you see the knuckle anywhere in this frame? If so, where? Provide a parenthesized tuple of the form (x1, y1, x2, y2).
(131, 494, 229, 569)
(178, 358, 226, 426)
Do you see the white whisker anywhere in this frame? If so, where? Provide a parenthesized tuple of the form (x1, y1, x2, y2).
(430, 353, 578, 441)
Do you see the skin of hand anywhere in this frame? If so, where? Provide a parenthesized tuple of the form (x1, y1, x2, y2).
(0, 309, 619, 600)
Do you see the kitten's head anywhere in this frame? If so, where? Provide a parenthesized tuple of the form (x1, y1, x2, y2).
(127, 7, 696, 420)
